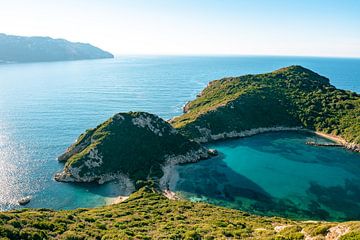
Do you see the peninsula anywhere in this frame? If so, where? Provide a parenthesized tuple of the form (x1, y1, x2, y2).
(55, 112, 210, 187)
(171, 66, 360, 152)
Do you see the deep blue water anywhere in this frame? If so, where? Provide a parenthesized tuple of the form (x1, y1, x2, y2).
(0, 56, 359, 215)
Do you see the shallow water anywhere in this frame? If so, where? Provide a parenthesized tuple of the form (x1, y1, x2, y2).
(0, 55, 359, 212)
(172, 131, 360, 221)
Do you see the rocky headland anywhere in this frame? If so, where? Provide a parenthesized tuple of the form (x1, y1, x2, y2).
(55, 112, 210, 189)
(170, 65, 360, 152)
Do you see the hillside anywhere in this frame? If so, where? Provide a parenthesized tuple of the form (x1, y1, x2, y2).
(1, 186, 359, 239)
(170, 66, 360, 151)
(55, 112, 209, 186)
(0, 33, 113, 63)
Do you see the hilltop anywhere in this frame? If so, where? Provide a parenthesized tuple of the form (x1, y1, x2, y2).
(170, 66, 360, 151)
(55, 112, 210, 188)
(0, 33, 113, 63)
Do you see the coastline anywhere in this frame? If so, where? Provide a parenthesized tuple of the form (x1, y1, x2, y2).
(106, 196, 130, 205)
(105, 127, 359, 207)
(313, 131, 345, 144)
(191, 126, 359, 153)
(311, 130, 359, 152)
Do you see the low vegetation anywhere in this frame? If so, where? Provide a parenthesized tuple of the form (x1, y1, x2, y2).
(170, 65, 360, 147)
(1, 186, 360, 239)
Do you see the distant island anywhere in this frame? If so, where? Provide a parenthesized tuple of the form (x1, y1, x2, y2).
(0, 33, 114, 63)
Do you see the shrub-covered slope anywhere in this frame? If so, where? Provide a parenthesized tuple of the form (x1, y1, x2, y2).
(55, 112, 209, 185)
(170, 66, 360, 150)
(0, 33, 113, 63)
(1, 187, 360, 240)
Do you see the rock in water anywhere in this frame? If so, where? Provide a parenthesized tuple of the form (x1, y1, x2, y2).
(18, 196, 31, 205)
(55, 112, 209, 187)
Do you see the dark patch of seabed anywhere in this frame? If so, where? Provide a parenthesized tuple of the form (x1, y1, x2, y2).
(172, 131, 360, 221)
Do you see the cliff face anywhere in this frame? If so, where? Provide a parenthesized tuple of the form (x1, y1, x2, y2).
(55, 112, 209, 186)
(0, 33, 114, 63)
(170, 66, 360, 151)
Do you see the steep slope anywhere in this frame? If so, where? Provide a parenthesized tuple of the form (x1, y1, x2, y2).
(170, 66, 360, 151)
(55, 112, 209, 186)
(1, 187, 360, 239)
(0, 33, 113, 63)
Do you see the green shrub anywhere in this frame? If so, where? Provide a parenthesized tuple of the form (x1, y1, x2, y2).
(340, 231, 360, 240)
(184, 230, 201, 240)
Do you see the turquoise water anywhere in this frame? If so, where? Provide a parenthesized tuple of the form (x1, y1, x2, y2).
(0, 56, 359, 214)
(172, 132, 360, 221)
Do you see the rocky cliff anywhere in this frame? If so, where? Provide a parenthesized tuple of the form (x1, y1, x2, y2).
(55, 112, 209, 187)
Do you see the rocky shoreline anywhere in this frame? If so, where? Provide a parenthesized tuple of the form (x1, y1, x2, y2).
(188, 125, 359, 153)
(160, 148, 210, 189)
(55, 124, 358, 208)
(192, 126, 304, 143)
(312, 131, 360, 152)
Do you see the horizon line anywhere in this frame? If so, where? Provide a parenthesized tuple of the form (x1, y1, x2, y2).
(113, 53, 360, 60)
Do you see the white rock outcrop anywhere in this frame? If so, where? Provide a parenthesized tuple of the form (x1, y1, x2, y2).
(159, 148, 209, 189)
(193, 126, 304, 143)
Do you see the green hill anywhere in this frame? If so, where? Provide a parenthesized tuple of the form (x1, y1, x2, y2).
(55, 112, 209, 186)
(170, 66, 360, 151)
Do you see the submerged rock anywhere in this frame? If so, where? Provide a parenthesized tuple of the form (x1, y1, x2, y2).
(55, 112, 209, 187)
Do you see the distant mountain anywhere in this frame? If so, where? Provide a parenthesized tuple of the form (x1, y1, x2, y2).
(0, 33, 114, 63)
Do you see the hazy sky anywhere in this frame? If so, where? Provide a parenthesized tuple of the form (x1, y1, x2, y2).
(1, 0, 359, 57)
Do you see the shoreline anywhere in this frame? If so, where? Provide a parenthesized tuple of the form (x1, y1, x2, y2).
(193, 126, 359, 153)
(106, 196, 130, 205)
(313, 131, 346, 144)
(106, 127, 358, 206)
(310, 130, 359, 152)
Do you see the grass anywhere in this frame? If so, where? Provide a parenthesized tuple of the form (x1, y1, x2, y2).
(1, 186, 360, 239)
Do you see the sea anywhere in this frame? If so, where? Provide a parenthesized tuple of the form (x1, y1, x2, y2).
(0, 55, 359, 220)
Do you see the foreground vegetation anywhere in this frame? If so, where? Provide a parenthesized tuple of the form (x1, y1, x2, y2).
(1, 186, 360, 239)
(170, 66, 360, 148)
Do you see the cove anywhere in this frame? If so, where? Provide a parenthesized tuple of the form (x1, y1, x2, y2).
(171, 131, 360, 221)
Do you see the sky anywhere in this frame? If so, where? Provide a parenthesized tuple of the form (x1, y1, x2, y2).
(0, 0, 359, 57)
